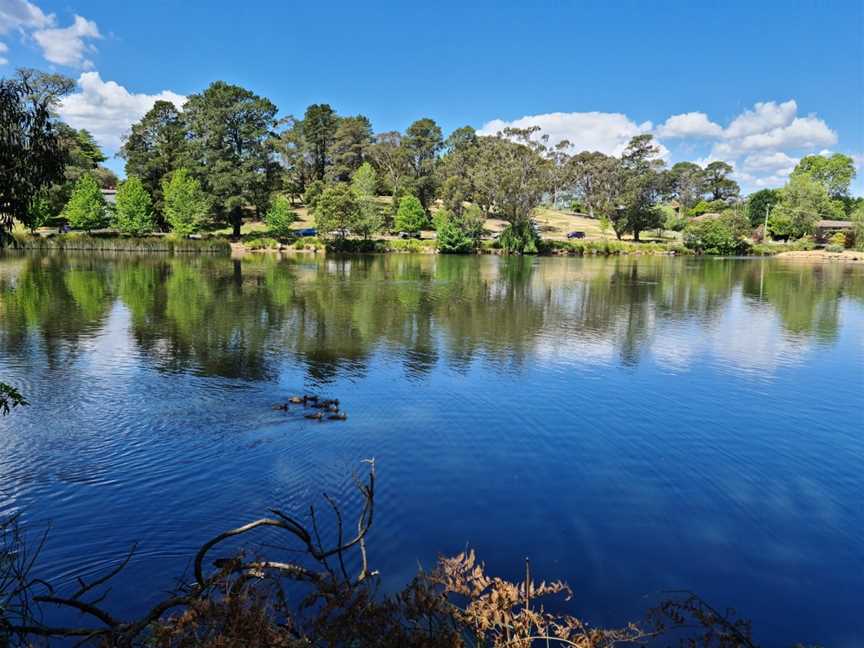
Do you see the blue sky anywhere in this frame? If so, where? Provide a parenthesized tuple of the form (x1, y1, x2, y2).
(1, 0, 862, 193)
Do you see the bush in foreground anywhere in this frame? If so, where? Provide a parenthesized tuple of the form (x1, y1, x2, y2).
(114, 176, 155, 236)
(264, 195, 297, 238)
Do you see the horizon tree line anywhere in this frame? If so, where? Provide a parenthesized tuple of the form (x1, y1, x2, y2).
(2, 68, 862, 251)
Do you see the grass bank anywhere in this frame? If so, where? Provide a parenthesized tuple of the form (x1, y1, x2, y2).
(12, 233, 231, 255)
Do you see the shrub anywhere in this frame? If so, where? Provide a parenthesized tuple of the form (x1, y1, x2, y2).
(826, 243, 844, 253)
(828, 231, 847, 249)
(63, 174, 106, 232)
(394, 195, 427, 233)
(683, 212, 751, 255)
(499, 221, 539, 254)
(114, 176, 155, 236)
(245, 237, 279, 250)
(265, 195, 297, 238)
(436, 220, 473, 254)
(163, 169, 210, 237)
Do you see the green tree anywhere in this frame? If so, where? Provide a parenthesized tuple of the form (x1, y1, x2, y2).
(368, 131, 409, 201)
(665, 161, 705, 214)
(746, 188, 781, 227)
(183, 81, 279, 237)
(114, 176, 154, 235)
(469, 127, 550, 233)
(303, 180, 325, 211)
(314, 184, 360, 244)
(265, 195, 297, 237)
(402, 118, 443, 209)
(62, 174, 106, 231)
(566, 151, 618, 219)
(120, 100, 187, 225)
(302, 104, 338, 182)
(394, 194, 427, 233)
(703, 161, 739, 201)
(354, 198, 385, 241)
(163, 168, 210, 237)
(328, 115, 373, 182)
(351, 162, 378, 198)
(0, 69, 69, 243)
(770, 173, 839, 239)
(790, 153, 856, 199)
(852, 203, 864, 251)
(610, 134, 665, 241)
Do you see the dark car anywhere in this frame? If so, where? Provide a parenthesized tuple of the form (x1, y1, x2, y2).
(297, 227, 317, 237)
(566, 231, 586, 239)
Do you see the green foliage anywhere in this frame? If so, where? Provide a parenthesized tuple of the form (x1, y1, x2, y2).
(10, 232, 230, 254)
(746, 189, 781, 227)
(852, 204, 864, 251)
(500, 221, 539, 255)
(245, 236, 279, 250)
(825, 243, 844, 253)
(114, 176, 155, 235)
(63, 174, 106, 231)
(354, 197, 385, 240)
(402, 118, 443, 209)
(770, 174, 838, 239)
(433, 209, 473, 254)
(1, 70, 69, 243)
(183, 81, 279, 237)
(791, 153, 856, 199)
(314, 184, 360, 243)
(328, 115, 373, 182)
(683, 212, 752, 255)
(703, 160, 739, 200)
(27, 192, 55, 231)
(303, 180, 325, 210)
(302, 104, 339, 181)
(264, 195, 297, 237)
(163, 168, 210, 237)
(688, 199, 728, 217)
(120, 100, 186, 223)
(394, 195, 427, 233)
(0, 382, 28, 416)
(351, 162, 378, 198)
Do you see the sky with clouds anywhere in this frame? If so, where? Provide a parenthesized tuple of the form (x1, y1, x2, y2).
(1, 0, 862, 193)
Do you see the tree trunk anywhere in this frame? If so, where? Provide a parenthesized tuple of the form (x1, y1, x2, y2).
(231, 208, 242, 239)
(633, 229, 640, 242)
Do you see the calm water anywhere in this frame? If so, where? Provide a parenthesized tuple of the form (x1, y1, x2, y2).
(1, 252, 862, 646)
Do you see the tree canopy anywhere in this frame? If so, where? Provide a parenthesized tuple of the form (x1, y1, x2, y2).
(791, 153, 856, 199)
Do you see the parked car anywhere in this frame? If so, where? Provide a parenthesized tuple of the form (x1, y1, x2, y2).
(296, 227, 317, 237)
(398, 231, 421, 239)
(566, 231, 586, 239)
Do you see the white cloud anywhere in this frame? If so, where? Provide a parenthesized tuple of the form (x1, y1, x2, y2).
(0, 41, 7, 64)
(58, 72, 186, 151)
(477, 111, 656, 157)
(723, 100, 798, 139)
(741, 151, 798, 173)
(33, 14, 100, 68)
(655, 112, 723, 139)
(0, 0, 51, 34)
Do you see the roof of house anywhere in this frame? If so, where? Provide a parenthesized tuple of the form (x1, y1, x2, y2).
(816, 220, 852, 228)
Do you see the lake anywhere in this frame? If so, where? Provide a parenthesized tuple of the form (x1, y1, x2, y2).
(0, 252, 862, 646)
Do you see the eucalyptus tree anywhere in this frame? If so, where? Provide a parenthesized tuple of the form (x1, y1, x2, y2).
(183, 81, 279, 237)
(0, 69, 69, 243)
(566, 151, 618, 218)
(790, 153, 856, 200)
(368, 131, 409, 202)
